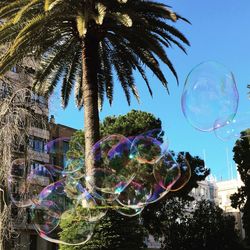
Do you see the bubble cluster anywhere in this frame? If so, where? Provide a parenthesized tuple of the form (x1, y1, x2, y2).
(9, 131, 191, 245)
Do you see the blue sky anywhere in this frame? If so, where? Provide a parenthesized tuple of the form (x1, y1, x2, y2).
(51, 0, 250, 181)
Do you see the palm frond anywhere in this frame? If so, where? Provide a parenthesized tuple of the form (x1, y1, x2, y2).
(0, 0, 189, 107)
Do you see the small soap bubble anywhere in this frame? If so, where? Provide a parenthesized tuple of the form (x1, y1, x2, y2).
(214, 113, 250, 141)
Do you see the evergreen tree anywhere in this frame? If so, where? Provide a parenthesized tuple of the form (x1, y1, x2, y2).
(231, 129, 250, 246)
(61, 110, 210, 249)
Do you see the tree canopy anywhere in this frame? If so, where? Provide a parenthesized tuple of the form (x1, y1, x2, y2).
(0, 0, 189, 108)
(231, 129, 250, 246)
(0, 0, 190, 202)
(143, 198, 244, 250)
(62, 110, 210, 249)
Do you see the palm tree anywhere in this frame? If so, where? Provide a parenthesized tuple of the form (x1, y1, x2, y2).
(0, 0, 189, 188)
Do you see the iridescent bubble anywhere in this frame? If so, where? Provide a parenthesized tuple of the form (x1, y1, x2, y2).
(153, 152, 181, 190)
(170, 154, 191, 192)
(130, 135, 164, 164)
(32, 200, 61, 234)
(146, 184, 169, 204)
(86, 135, 135, 196)
(45, 137, 84, 173)
(8, 159, 54, 207)
(10, 132, 193, 246)
(32, 205, 95, 246)
(115, 201, 144, 217)
(116, 178, 152, 209)
(31, 181, 97, 245)
(214, 113, 250, 141)
(140, 129, 165, 143)
(182, 61, 239, 131)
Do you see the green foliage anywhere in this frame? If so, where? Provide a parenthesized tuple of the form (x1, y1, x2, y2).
(231, 129, 250, 245)
(60, 208, 146, 250)
(59, 206, 96, 249)
(143, 198, 243, 250)
(100, 110, 163, 138)
(62, 110, 161, 249)
(62, 110, 211, 249)
(67, 109, 163, 157)
(0, 1, 189, 108)
(173, 152, 210, 200)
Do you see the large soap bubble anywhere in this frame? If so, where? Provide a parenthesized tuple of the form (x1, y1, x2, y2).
(85, 135, 135, 196)
(182, 61, 239, 132)
(45, 137, 84, 174)
(116, 179, 151, 209)
(31, 181, 97, 245)
(153, 152, 181, 190)
(130, 135, 164, 164)
(8, 159, 54, 207)
(171, 154, 191, 192)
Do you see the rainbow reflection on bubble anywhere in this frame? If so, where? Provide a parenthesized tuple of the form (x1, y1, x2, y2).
(9, 130, 192, 246)
(8, 158, 54, 207)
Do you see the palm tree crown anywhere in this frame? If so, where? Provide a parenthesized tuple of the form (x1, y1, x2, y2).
(0, 0, 189, 108)
(0, 0, 190, 188)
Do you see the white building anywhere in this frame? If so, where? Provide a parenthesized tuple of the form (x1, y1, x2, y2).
(216, 177, 245, 239)
(190, 175, 245, 240)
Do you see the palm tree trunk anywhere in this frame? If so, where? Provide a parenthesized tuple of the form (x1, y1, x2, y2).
(82, 35, 100, 192)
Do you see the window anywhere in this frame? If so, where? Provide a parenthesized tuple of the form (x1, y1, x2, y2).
(11, 66, 17, 73)
(29, 136, 46, 153)
(31, 92, 47, 107)
(11, 65, 22, 73)
(0, 82, 11, 98)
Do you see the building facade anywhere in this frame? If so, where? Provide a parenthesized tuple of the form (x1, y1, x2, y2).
(0, 63, 77, 249)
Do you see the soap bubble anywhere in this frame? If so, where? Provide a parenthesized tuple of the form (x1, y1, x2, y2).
(9, 130, 192, 246)
(146, 184, 169, 204)
(171, 154, 191, 192)
(8, 158, 54, 207)
(32, 200, 61, 234)
(32, 204, 95, 246)
(116, 179, 152, 209)
(45, 137, 84, 174)
(214, 112, 250, 141)
(153, 152, 181, 190)
(86, 135, 135, 196)
(130, 135, 164, 164)
(31, 181, 97, 245)
(182, 61, 239, 131)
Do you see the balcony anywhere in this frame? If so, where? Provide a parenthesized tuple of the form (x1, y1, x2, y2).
(29, 127, 49, 140)
(28, 149, 50, 163)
